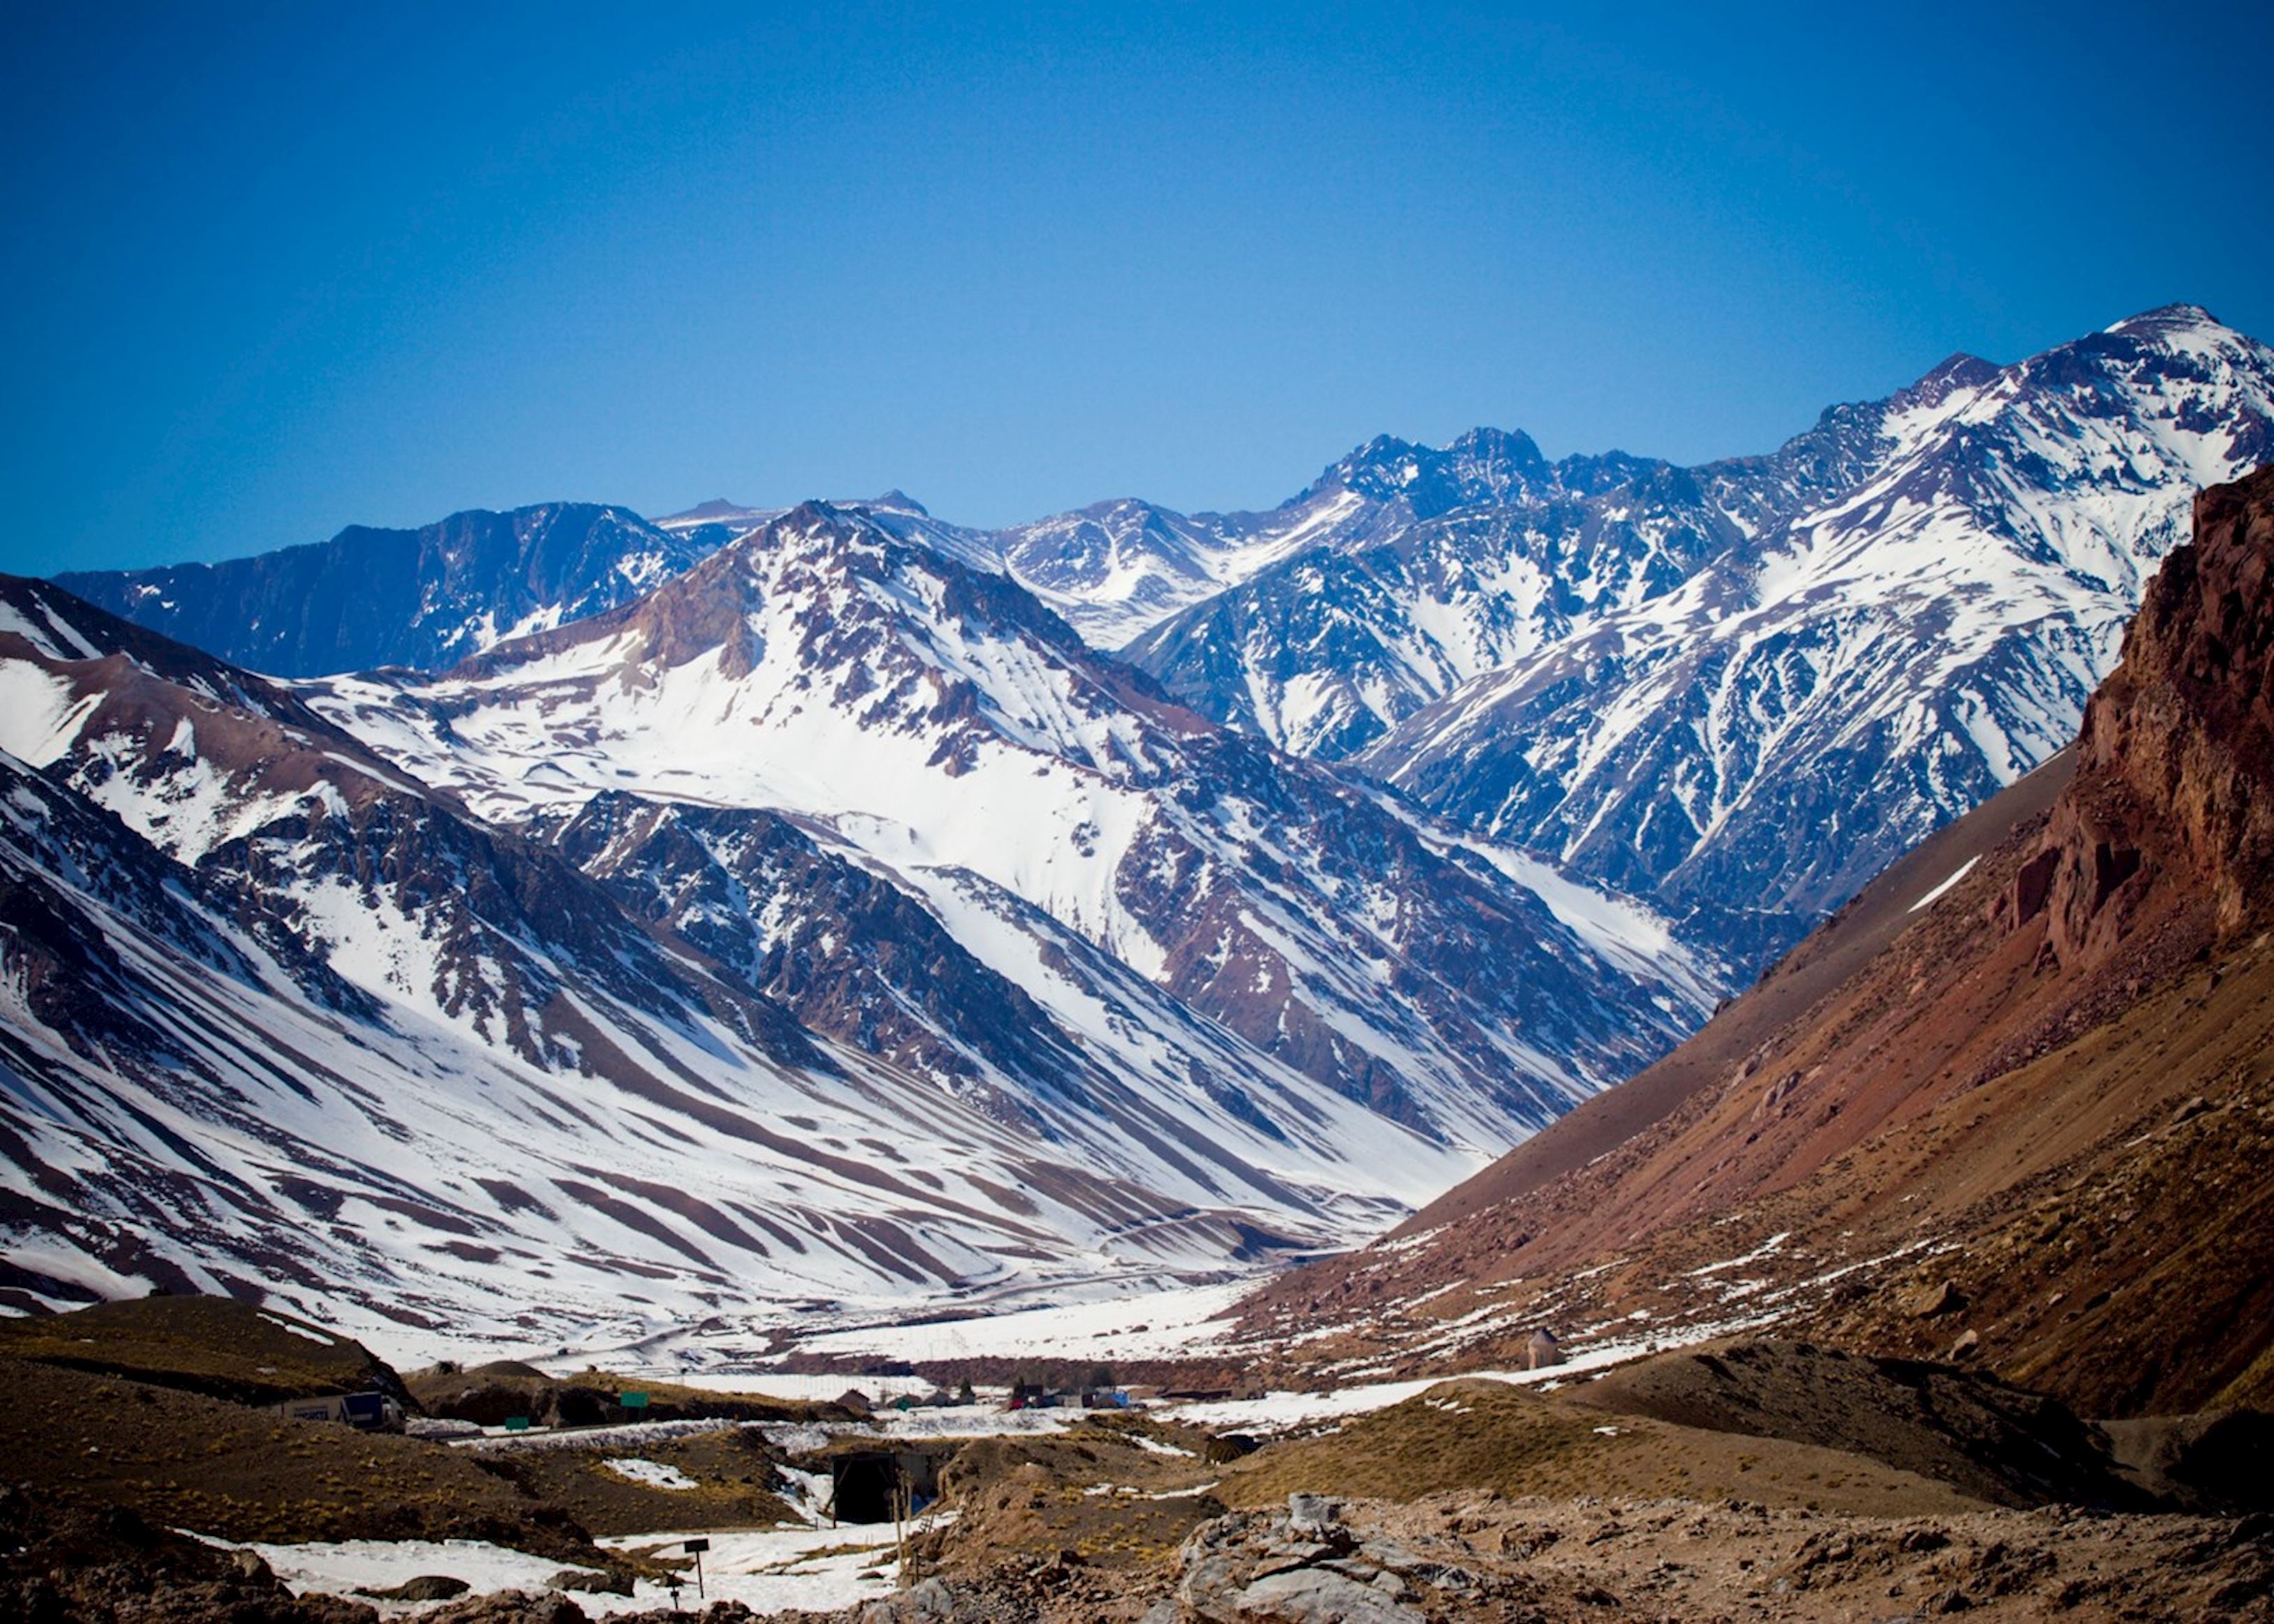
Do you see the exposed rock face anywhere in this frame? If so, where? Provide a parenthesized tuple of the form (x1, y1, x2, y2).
(2042, 470, 2274, 956)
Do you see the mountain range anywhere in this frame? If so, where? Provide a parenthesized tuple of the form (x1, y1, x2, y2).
(0, 524, 1705, 1349)
(1229, 464, 2274, 1419)
(11, 302, 2270, 1350)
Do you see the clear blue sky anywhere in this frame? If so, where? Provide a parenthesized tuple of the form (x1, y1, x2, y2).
(4, 1, 2269, 574)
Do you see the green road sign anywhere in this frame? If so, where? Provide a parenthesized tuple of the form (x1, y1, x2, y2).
(620, 1391, 649, 1409)
(504, 1416, 530, 1432)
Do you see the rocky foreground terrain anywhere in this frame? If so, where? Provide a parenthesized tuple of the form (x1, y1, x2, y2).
(3, 1297, 2270, 1622)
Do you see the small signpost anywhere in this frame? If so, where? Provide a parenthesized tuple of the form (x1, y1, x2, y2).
(683, 1537, 709, 1600)
(620, 1391, 650, 1411)
(503, 1416, 530, 1433)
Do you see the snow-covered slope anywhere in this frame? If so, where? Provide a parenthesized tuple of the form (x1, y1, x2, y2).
(0, 578, 1494, 1343)
(57, 503, 714, 678)
(306, 504, 1719, 1148)
(1362, 307, 2274, 958)
(0, 563, 1716, 1343)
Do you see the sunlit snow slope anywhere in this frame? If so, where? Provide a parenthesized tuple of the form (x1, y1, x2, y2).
(0, 552, 1713, 1346)
(0, 578, 1551, 1347)
(1362, 307, 2274, 957)
(308, 506, 1717, 1149)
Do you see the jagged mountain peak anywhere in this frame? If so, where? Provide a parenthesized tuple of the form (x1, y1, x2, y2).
(1300, 426, 1552, 514)
(1900, 351, 2003, 408)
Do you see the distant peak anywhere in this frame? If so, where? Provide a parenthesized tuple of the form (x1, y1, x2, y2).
(860, 489, 930, 515)
(1447, 425, 1547, 467)
(679, 498, 750, 519)
(2108, 302, 2221, 334)
(1902, 352, 2003, 408)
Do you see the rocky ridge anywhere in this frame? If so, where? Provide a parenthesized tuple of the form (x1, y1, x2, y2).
(59, 503, 705, 679)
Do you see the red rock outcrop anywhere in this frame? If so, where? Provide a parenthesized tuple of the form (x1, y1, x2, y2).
(2041, 470, 2274, 958)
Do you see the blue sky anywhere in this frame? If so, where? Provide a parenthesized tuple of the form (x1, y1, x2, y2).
(4, 1, 2269, 574)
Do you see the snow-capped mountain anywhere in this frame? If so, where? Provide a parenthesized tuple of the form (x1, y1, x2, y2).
(1363, 307, 2274, 958)
(21, 300, 2268, 1347)
(57, 503, 711, 678)
(0, 551, 1713, 1342)
(305, 503, 1717, 1145)
(659, 472, 1464, 651)
(1121, 446, 1735, 760)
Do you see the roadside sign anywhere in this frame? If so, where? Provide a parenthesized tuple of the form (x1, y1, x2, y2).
(504, 1416, 530, 1432)
(620, 1391, 650, 1409)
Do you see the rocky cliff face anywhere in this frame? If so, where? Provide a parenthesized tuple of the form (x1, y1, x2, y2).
(2032, 473, 2274, 958)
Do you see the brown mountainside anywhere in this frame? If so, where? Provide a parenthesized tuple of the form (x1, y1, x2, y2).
(1234, 467, 2274, 1418)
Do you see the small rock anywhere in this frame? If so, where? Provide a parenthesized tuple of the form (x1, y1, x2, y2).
(1908, 1281, 1965, 1319)
(859, 1577, 954, 1623)
(1234, 1567, 1425, 1623)
(361, 1574, 472, 1602)
(1948, 1329, 1981, 1360)
(423, 1590, 586, 1624)
(1286, 1493, 1341, 1536)
(545, 1570, 633, 1596)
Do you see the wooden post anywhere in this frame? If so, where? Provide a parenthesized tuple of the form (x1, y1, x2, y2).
(894, 1463, 908, 1583)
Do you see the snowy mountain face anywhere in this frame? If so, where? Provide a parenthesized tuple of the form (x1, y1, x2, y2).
(19, 301, 2266, 1347)
(0, 556, 1714, 1343)
(1121, 451, 1735, 760)
(0, 581, 1430, 1340)
(1364, 309, 2274, 959)
(57, 503, 713, 679)
(1113, 307, 2274, 962)
(305, 505, 1717, 1143)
